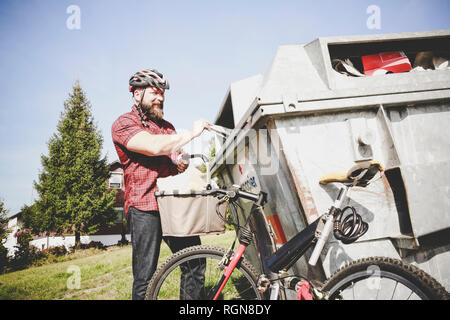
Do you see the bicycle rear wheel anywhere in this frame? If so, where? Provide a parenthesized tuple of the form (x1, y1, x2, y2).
(322, 257, 449, 300)
(145, 245, 263, 300)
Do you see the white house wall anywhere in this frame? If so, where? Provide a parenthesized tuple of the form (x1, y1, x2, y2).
(4, 217, 20, 257)
(30, 234, 131, 251)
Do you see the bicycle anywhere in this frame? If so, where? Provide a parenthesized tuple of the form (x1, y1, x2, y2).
(146, 156, 449, 300)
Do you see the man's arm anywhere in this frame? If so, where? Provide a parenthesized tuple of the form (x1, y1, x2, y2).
(126, 119, 210, 156)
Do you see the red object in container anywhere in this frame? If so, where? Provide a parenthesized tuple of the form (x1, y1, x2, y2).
(362, 51, 412, 76)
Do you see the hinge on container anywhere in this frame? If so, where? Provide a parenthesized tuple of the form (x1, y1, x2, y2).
(282, 94, 298, 112)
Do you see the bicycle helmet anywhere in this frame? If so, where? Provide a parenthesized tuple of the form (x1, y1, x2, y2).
(129, 69, 170, 93)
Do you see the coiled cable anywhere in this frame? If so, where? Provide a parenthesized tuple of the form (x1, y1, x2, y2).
(238, 226, 253, 246)
(333, 206, 368, 244)
(216, 196, 253, 246)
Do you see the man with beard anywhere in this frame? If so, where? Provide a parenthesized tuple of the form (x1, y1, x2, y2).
(111, 69, 211, 300)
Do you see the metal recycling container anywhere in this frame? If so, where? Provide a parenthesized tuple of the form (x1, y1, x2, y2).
(210, 30, 450, 290)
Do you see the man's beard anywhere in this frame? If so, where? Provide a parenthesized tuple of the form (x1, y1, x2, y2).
(141, 102, 164, 123)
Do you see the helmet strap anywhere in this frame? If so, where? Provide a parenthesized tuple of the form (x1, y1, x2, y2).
(136, 88, 149, 128)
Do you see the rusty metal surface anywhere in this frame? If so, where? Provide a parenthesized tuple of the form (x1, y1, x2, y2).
(265, 119, 320, 225)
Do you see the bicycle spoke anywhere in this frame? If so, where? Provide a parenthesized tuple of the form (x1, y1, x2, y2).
(406, 290, 414, 300)
(205, 259, 216, 298)
(180, 281, 195, 300)
(324, 258, 442, 300)
(147, 247, 262, 300)
(235, 284, 257, 298)
(185, 258, 205, 299)
(178, 267, 195, 300)
(390, 281, 399, 300)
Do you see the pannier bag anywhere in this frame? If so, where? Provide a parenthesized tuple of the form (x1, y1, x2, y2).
(156, 190, 227, 237)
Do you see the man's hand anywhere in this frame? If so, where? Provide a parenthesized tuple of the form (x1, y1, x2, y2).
(176, 153, 189, 173)
(191, 119, 211, 139)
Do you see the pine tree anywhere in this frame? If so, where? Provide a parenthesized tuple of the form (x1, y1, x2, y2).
(33, 82, 117, 248)
(0, 199, 9, 241)
(0, 199, 10, 273)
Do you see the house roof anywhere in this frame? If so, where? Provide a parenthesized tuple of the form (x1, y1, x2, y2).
(7, 211, 21, 220)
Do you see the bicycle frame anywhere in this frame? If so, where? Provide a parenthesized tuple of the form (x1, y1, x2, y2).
(180, 154, 383, 300)
(211, 185, 350, 300)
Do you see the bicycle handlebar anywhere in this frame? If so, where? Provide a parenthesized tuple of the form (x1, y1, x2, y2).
(209, 187, 261, 203)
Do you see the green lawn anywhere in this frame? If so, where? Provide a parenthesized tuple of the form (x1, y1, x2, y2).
(0, 231, 236, 300)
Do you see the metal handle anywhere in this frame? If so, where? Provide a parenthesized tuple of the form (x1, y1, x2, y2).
(308, 214, 334, 266)
(183, 153, 208, 162)
(210, 124, 231, 138)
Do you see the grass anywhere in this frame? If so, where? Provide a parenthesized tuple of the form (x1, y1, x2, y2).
(0, 231, 237, 300)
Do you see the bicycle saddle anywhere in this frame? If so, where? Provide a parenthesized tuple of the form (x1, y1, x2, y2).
(319, 161, 383, 187)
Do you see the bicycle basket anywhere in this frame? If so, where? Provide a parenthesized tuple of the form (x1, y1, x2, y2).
(155, 190, 227, 237)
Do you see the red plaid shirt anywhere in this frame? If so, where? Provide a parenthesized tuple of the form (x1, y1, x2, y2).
(111, 105, 180, 215)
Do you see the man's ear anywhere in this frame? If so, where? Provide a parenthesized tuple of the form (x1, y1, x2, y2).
(133, 88, 142, 101)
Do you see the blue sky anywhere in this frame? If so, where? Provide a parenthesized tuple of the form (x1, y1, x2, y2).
(0, 0, 449, 216)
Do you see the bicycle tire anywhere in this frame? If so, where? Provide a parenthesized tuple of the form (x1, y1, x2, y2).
(145, 245, 263, 300)
(322, 257, 449, 300)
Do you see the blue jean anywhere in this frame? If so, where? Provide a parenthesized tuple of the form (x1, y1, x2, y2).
(127, 207, 204, 300)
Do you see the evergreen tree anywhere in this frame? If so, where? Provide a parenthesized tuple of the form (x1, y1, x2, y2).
(33, 82, 117, 248)
(0, 199, 9, 241)
(0, 199, 10, 273)
(20, 203, 40, 235)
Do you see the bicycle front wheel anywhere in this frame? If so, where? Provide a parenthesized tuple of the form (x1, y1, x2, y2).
(322, 257, 449, 300)
(145, 245, 263, 300)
